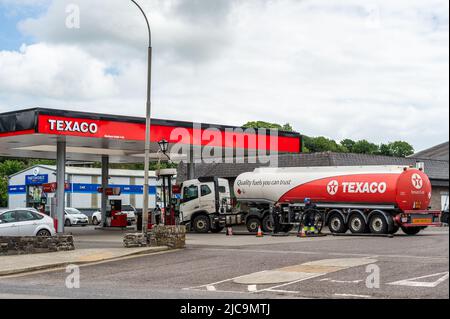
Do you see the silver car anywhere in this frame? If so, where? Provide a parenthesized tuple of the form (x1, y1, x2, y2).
(0, 208, 56, 237)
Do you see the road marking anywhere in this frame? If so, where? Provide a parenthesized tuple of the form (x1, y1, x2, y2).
(247, 285, 257, 292)
(206, 285, 216, 291)
(320, 278, 364, 284)
(334, 293, 371, 298)
(388, 272, 449, 288)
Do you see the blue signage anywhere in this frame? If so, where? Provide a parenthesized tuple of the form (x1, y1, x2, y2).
(25, 174, 49, 186)
(71, 184, 156, 195)
(8, 185, 26, 194)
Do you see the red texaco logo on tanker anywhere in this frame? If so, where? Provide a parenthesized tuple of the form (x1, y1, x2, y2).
(411, 173, 423, 190)
(327, 180, 339, 195)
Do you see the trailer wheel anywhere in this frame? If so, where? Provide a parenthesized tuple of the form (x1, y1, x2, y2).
(192, 215, 210, 233)
(328, 213, 347, 234)
(348, 214, 368, 234)
(246, 217, 261, 233)
(261, 214, 273, 233)
(390, 225, 400, 234)
(401, 226, 423, 236)
(369, 213, 388, 234)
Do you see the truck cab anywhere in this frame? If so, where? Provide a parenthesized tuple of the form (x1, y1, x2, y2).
(179, 177, 237, 233)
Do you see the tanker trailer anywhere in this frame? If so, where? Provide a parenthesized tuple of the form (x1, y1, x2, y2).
(234, 166, 442, 235)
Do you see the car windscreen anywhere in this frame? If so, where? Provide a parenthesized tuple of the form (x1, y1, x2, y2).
(65, 208, 81, 215)
(121, 205, 134, 211)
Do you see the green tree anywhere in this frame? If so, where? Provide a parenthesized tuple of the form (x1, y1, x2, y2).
(352, 140, 380, 154)
(340, 139, 356, 153)
(0, 160, 26, 208)
(378, 143, 393, 156)
(243, 121, 295, 132)
(385, 141, 414, 157)
(303, 136, 347, 153)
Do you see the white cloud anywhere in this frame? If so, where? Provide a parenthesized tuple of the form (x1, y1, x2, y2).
(0, 0, 448, 151)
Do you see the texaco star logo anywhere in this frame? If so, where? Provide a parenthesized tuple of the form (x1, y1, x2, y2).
(327, 180, 339, 195)
(411, 173, 423, 190)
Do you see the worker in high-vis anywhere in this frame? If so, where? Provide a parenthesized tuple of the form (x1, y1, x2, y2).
(303, 198, 317, 235)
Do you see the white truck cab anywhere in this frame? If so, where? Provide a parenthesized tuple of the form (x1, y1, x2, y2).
(179, 177, 239, 233)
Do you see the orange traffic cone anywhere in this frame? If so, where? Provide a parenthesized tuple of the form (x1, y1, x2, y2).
(297, 226, 306, 238)
(256, 226, 264, 238)
(226, 227, 233, 236)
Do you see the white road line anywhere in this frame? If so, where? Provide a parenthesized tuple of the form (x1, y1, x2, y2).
(334, 293, 371, 298)
(247, 285, 257, 292)
(256, 273, 326, 293)
(388, 272, 449, 288)
(320, 278, 363, 284)
(183, 271, 268, 290)
(206, 285, 217, 291)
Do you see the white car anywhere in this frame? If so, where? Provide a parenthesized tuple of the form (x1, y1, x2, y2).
(0, 208, 56, 237)
(64, 208, 89, 227)
(92, 205, 137, 226)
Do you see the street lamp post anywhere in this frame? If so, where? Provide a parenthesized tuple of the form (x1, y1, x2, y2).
(131, 0, 152, 236)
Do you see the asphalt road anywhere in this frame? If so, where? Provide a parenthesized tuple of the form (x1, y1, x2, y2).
(0, 227, 448, 299)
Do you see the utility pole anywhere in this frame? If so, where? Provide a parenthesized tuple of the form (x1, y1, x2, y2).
(131, 0, 152, 237)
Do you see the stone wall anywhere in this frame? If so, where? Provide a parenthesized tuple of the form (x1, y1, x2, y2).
(124, 225, 186, 249)
(0, 236, 75, 256)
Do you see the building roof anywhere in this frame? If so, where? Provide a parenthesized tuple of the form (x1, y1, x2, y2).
(411, 141, 449, 161)
(177, 152, 449, 186)
(9, 165, 157, 179)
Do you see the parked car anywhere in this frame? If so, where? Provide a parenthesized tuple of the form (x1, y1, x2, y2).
(92, 205, 137, 226)
(0, 208, 56, 237)
(64, 208, 89, 227)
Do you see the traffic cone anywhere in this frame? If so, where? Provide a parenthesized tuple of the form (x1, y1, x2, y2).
(226, 227, 233, 236)
(297, 226, 306, 237)
(256, 226, 264, 238)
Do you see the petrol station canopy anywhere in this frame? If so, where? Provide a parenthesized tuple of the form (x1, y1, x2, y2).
(0, 108, 302, 163)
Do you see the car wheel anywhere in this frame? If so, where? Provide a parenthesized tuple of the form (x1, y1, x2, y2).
(36, 229, 51, 237)
(328, 213, 347, 234)
(192, 215, 210, 233)
(65, 219, 72, 227)
(246, 217, 261, 233)
(369, 213, 388, 234)
(92, 217, 99, 226)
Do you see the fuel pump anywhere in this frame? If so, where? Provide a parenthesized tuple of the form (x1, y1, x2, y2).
(108, 199, 127, 228)
(156, 169, 178, 226)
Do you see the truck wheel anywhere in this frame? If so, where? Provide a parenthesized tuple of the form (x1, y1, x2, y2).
(261, 214, 273, 233)
(192, 215, 210, 233)
(328, 213, 347, 234)
(246, 218, 261, 233)
(390, 225, 400, 234)
(401, 226, 423, 235)
(369, 213, 388, 234)
(348, 214, 368, 234)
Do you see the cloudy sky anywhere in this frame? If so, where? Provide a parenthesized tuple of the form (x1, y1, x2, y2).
(0, 0, 448, 152)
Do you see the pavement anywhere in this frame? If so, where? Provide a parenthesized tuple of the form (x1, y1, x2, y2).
(0, 246, 169, 276)
(0, 226, 448, 299)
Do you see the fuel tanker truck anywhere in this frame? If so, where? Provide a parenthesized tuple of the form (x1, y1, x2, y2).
(176, 165, 441, 235)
